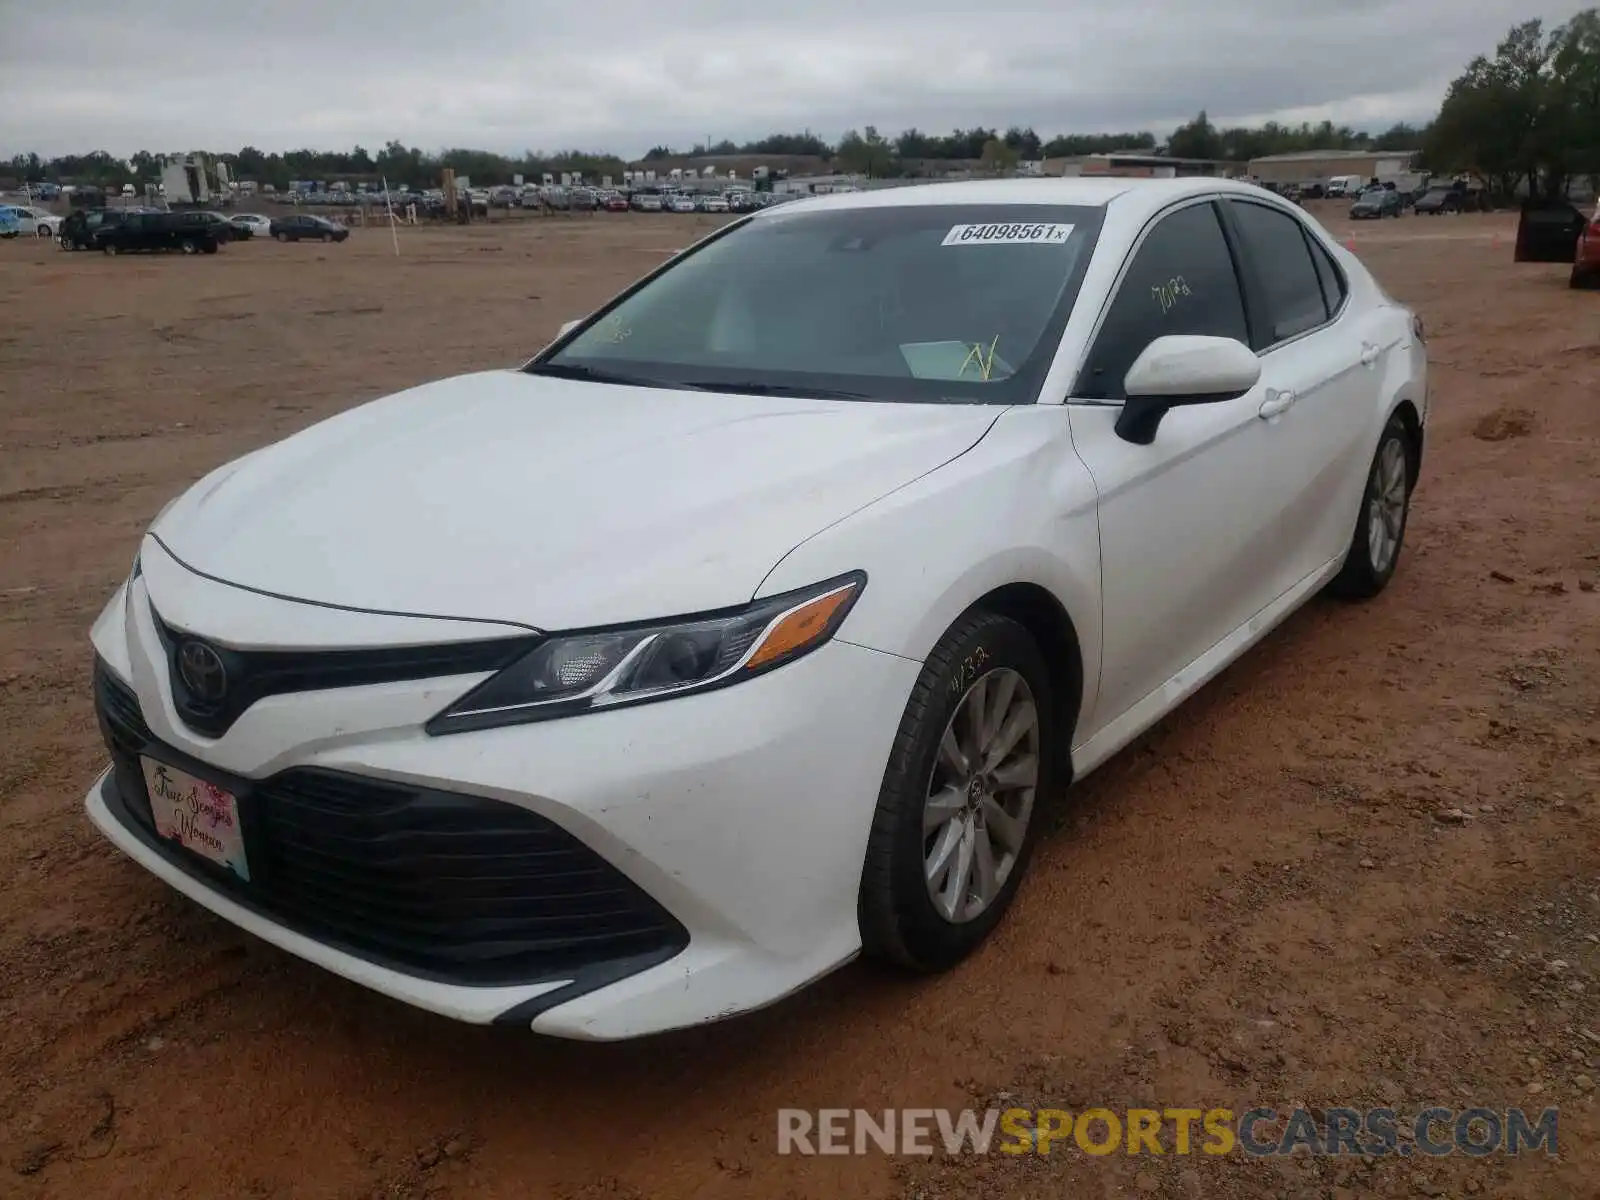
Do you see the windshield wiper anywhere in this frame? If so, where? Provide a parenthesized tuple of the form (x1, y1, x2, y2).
(524, 362, 701, 390)
(681, 380, 869, 400)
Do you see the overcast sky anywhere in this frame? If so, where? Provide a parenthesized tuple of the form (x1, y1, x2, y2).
(0, 1, 1583, 159)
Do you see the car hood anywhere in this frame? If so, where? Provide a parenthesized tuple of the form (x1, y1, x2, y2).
(152, 370, 1000, 630)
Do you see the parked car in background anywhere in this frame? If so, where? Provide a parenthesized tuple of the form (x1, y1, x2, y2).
(603, 194, 629, 212)
(1413, 186, 1467, 215)
(1512, 196, 1600, 289)
(228, 213, 272, 239)
(84, 177, 1429, 1039)
(1349, 187, 1403, 219)
(1, 205, 63, 238)
(268, 214, 350, 243)
(668, 194, 697, 213)
(632, 193, 663, 212)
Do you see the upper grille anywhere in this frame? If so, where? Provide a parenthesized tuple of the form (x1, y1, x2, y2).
(148, 608, 540, 738)
(91, 658, 687, 985)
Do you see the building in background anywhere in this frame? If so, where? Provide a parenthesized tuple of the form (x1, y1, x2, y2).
(1247, 149, 1421, 185)
(1044, 153, 1236, 178)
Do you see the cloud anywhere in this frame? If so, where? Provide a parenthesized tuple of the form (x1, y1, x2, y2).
(0, 0, 1582, 157)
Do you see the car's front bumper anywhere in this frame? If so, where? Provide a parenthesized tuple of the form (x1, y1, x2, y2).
(85, 564, 919, 1039)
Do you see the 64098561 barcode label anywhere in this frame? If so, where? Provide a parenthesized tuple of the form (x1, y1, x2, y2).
(940, 222, 1074, 247)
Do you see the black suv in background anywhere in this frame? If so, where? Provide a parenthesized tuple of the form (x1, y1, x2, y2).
(267, 214, 350, 243)
(61, 208, 229, 254)
(98, 210, 226, 254)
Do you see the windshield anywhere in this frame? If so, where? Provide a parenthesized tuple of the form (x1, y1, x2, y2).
(532, 202, 1104, 403)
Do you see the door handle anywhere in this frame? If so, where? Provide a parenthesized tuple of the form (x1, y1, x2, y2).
(1360, 342, 1380, 367)
(1258, 388, 1296, 419)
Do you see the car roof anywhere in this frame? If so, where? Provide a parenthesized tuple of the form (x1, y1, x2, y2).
(751, 176, 1293, 224)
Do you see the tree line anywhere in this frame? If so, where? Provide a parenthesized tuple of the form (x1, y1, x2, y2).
(7, 10, 1598, 196)
(0, 119, 1427, 192)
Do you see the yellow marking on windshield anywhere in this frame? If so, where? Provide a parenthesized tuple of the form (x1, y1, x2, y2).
(959, 335, 1002, 381)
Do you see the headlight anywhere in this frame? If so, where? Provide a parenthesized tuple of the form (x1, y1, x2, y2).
(426, 572, 864, 734)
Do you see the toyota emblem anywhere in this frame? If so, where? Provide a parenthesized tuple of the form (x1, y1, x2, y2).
(177, 640, 228, 704)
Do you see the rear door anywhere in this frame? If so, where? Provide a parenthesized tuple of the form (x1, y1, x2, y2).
(1515, 198, 1588, 263)
(1221, 197, 1376, 589)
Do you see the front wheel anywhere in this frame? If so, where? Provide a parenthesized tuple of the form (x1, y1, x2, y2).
(859, 611, 1055, 971)
(1328, 413, 1414, 600)
(37, 226, 53, 238)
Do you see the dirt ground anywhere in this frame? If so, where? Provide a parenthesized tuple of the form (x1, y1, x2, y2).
(1, 202, 1596, 1200)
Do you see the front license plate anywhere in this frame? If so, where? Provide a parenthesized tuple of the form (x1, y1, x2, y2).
(140, 758, 250, 882)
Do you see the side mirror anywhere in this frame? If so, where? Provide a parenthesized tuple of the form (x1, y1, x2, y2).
(558, 318, 582, 337)
(1115, 335, 1262, 445)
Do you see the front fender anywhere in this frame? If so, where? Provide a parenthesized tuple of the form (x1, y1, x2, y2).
(755, 405, 1104, 735)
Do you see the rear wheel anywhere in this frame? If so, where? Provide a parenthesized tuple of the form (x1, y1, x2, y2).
(321, 232, 332, 243)
(859, 611, 1054, 971)
(180, 238, 198, 254)
(36, 225, 52, 238)
(275, 231, 289, 243)
(1328, 413, 1414, 600)
(1569, 265, 1600, 290)
(102, 242, 119, 255)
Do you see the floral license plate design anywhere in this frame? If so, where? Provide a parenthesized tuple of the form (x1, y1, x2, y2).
(140, 759, 250, 882)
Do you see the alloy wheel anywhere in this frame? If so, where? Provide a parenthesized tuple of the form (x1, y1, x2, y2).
(1367, 437, 1408, 573)
(922, 667, 1040, 923)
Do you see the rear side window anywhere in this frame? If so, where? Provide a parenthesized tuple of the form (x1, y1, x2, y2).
(1075, 201, 1249, 402)
(1226, 200, 1329, 346)
(1307, 236, 1347, 317)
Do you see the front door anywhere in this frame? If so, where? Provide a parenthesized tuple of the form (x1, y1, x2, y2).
(1066, 198, 1291, 738)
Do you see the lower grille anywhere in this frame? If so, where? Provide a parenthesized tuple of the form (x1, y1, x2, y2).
(91, 659, 688, 985)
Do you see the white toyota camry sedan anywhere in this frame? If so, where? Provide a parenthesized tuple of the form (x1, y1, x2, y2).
(86, 178, 1428, 1040)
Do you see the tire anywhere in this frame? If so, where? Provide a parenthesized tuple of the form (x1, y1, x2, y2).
(275, 231, 289, 243)
(859, 611, 1055, 971)
(103, 242, 118, 255)
(1570, 265, 1600, 290)
(180, 239, 198, 254)
(1328, 413, 1414, 600)
(202, 241, 218, 255)
(37, 226, 52, 238)
(321, 232, 332, 243)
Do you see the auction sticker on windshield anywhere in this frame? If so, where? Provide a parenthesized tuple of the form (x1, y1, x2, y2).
(141, 759, 250, 881)
(941, 222, 1074, 246)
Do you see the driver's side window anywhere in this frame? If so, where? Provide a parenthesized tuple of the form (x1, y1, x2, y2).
(1075, 201, 1250, 402)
